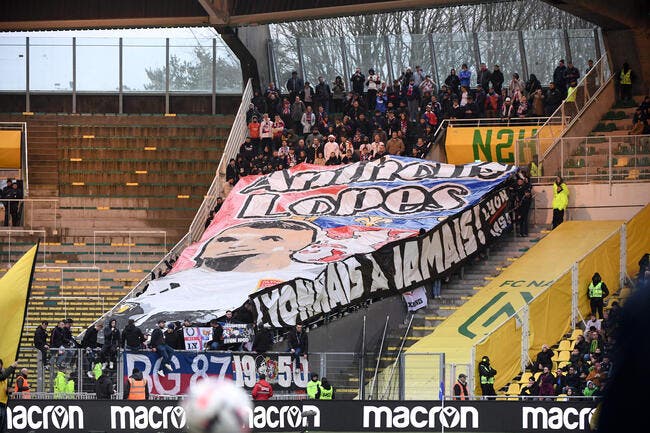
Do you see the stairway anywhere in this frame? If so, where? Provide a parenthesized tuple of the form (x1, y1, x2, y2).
(337, 224, 548, 399)
(590, 95, 644, 137)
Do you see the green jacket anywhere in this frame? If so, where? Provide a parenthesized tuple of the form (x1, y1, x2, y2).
(552, 183, 569, 211)
(306, 380, 321, 399)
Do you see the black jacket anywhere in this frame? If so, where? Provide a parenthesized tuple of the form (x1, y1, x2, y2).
(150, 328, 165, 348)
(208, 324, 223, 346)
(253, 327, 273, 353)
(50, 326, 66, 348)
(121, 324, 145, 348)
(81, 326, 100, 349)
(287, 329, 308, 352)
(164, 329, 180, 349)
(103, 326, 120, 348)
(33, 326, 48, 349)
(95, 374, 113, 399)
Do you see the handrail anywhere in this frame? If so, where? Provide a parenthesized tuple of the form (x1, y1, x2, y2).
(369, 315, 390, 400)
(0, 198, 58, 232)
(536, 53, 611, 160)
(381, 313, 414, 400)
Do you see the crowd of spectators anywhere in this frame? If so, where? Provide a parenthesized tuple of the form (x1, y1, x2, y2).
(222, 58, 594, 193)
(522, 299, 622, 400)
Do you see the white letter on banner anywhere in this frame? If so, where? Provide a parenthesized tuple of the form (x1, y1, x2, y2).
(152, 356, 181, 395)
(401, 241, 423, 288)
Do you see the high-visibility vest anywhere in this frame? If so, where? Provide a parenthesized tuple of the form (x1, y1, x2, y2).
(454, 381, 468, 400)
(318, 385, 333, 400)
(65, 380, 75, 395)
(14, 376, 30, 399)
(566, 86, 577, 102)
(589, 282, 603, 298)
(530, 161, 542, 177)
(620, 70, 631, 85)
(307, 380, 321, 399)
(127, 378, 147, 400)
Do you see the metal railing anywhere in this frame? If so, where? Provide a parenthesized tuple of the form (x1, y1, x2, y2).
(532, 53, 612, 162)
(0, 229, 47, 266)
(516, 134, 650, 185)
(0, 198, 58, 232)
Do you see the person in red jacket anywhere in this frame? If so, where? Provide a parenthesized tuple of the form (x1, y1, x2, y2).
(251, 373, 274, 400)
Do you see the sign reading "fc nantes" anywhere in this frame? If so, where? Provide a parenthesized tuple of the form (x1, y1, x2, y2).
(445, 125, 559, 164)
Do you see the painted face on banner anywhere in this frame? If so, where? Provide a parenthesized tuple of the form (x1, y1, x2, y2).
(193, 220, 317, 272)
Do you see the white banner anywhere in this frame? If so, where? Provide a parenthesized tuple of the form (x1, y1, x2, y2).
(403, 286, 428, 312)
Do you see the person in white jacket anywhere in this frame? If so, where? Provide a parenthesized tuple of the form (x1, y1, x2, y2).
(301, 106, 315, 135)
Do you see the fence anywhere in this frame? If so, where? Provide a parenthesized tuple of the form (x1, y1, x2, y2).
(0, 199, 58, 232)
(91, 230, 167, 268)
(516, 134, 650, 184)
(0, 229, 47, 266)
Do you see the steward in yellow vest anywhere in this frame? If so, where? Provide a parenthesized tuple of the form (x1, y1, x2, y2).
(306, 373, 321, 399)
(587, 272, 609, 320)
(315, 377, 334, 400)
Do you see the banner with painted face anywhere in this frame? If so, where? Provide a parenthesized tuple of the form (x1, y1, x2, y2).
(109, 156, 517, 330)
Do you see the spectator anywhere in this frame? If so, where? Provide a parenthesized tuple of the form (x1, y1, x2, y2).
(509, 73, 525, 103)
(525, 73, 542, 97)
(520, 376, 539, 399)
(564, 61, 580, 89)
(207, 319, 224, 351)
(477, 63, 491, 90)
(459, 63, 471, 89)
(285, 71, 304, 102)
(33, 320, 50, 368)
(95, 365, 113, 399)
(323, 135, 340, 162)
(1, 179, 12, 226)
(478, 355, 497, 399)
(587, 272, 609, 320)
(246, 103, 261, 124)
(6, 180, 22, 226)
(331, 76, 346, 113)
(248, 115, 261, 148)
(501, 97, 514, 119)
(150, 319, 174, 377)
(0, 359, 18, 417)
(585, 313, 602, 332)
(287, 323, 309, 372)
(224, 158, 239, 196)
(490, 65, 504, 95)
(517, 95, 529, 117)
(485, 87, 500, 117)
(629, 107, 648, 135)
(538, 366, 556, 398)
(531, 88, 545, 116)
(419, 74, 435, 95)
(252, 373, 274, 400)
(514, 176, 532, 236)
(444, 68, 460, 96)
(413, 65, 426, 87)
(564, 365, 582, 391)
(315, 76, 332, 113)
(124, 367, 149, 400)
(386, 131, 405, 155)
(551, 176, 569, 229)
(121, 319, 145, 351)
(164, 322, 181, 349)
(404, 78, 421, 122)
(545, 82, 562, 115)
(350, 67, 366, 95)
(583, 380, 599, 397)
(585, 59, 597, 95)
(453, 373, 469, 400)
(253, 323, 273, 353)
(300, 81, 315, 107)
(553, 59, 568, 97)
(301, 106, 316, 135)
(532, 344, 554, 373)
(366, 68, 381, 110)
(101, 319, 120, 370)
(81, 322, 103, 378)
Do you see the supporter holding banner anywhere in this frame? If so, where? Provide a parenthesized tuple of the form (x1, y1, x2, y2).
(108, 157, 517, 331)
(403, 287, 428, 312)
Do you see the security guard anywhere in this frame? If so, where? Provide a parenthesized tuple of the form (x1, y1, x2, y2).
(588, 272, 609, 320)
(478, 356, 497, 400)
(315, 377, 334, 400)
(13, 368, 30, 399)
(306, 373, 321, 399)
(453, 373, 468, 400)
(124, 367, 149, 400)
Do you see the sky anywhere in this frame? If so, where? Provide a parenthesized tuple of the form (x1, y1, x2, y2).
(0, 27, 237, 92)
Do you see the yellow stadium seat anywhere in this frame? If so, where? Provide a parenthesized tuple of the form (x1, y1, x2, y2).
(557, 350, 571, 362)
(506, 383, 521, 395)
(569, 329, 583, 340)
(519, 372, 533, 384)
(556, 394, 568, 402)
(558, 361, 571, 370)
(558, 340, 572, 352)
(534, 372, 542, 381)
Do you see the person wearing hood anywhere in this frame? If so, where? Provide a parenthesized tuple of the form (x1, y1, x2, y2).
(316, 377, 335, 400)
(588, 272, 609, 320)
(101, 319, 120, 370)
(95, 365, 113, 399)
(121, 319, 146, 351)
(583, 380, 599, 397)
(124, 367, 149, 400)
(251, 373, 274, 400)
(478, 356, 497, 399)
(82, 322, 103, 379)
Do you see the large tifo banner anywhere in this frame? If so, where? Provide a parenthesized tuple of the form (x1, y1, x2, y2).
(109, 157, 517, 329)
(445, 125, 562, 164)
(123, 351, 308, 395)
(6, 400, 599, 433)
